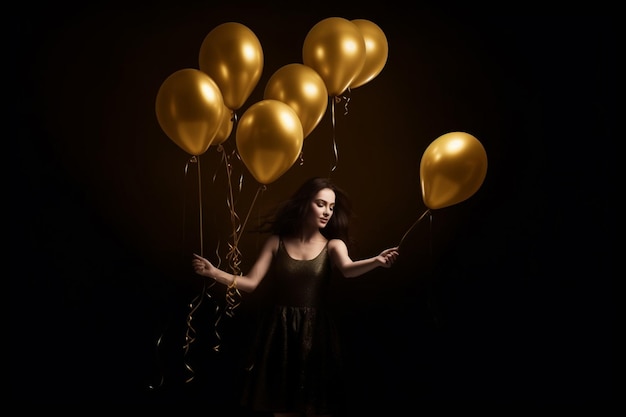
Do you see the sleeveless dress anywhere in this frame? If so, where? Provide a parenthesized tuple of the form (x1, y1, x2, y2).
(240, 239, 344, 414)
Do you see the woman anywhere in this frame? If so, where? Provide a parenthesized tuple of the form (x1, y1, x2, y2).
(192, 177, 399, 417)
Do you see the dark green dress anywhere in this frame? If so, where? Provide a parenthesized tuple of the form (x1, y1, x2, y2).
(240, 239, 344, 414)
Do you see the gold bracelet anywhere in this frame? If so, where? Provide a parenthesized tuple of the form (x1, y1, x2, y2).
(228, 274, 238, 289)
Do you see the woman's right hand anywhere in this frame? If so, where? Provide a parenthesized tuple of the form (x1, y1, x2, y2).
(192, 253, 213, 277)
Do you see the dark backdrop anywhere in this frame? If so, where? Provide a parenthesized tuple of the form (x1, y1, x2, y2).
(13, 2, 614, 409)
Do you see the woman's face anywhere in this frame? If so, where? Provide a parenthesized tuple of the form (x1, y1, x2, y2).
(307, 188, 335, 229)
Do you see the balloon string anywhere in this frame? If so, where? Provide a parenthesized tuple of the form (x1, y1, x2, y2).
(196, 156, 204, 256)
(224, 280, 241, 318)
(329, 96, 338, 173)
(212, 302, 223, 352)
(397, 209, 431, 250)
(340, 88, 351, 115)
(182, 156, 197, 258)
(224, 151, 242, 275)
(184, 154, 225, 369)
(221, 148, 245, 325)
(208, 144, 244, 352)
(210, 243, 223, 352)
(182, 280, 210, 383)
(213, 108, 237, 182)
(224, 185, 264, 320)
(233, 184, 265, 249)
(212, 147, 223, 183)
(147, 331, 165, 391)
(183, 155, 213, 382)
(173, 155, 198, 383)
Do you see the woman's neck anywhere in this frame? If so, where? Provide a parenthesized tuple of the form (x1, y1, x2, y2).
(294, 228, 325, 243)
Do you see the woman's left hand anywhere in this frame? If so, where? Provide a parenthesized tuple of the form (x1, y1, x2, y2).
(378, 247, 399, 268)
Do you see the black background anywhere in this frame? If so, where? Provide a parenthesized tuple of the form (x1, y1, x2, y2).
(13, 2, 614, 409)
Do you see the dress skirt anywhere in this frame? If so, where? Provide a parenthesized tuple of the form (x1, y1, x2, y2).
(240, 304, 344, 414)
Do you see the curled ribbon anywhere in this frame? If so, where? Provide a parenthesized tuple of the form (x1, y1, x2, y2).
(328, 89, 352, 174)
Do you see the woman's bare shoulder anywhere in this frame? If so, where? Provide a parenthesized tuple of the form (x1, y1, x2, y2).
(263, 234, 280, 251)
(327, 238, 347, 251)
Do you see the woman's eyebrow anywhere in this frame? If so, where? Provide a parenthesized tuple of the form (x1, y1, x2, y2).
(315, 198, 335, 206)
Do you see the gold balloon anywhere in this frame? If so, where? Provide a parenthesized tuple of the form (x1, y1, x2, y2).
(155, 68, 225, 156)
(236, 99, 303, 184)
(350, 19, 389, 89)
(420, 132, 488, 210)
(264, 63, 328, 139)
(302, 17, 366, 97)
(212, 105, 234, 146)
(198, 22, 264, 110)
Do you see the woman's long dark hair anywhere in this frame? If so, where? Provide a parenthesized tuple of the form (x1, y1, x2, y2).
(260, 177, 353, 244)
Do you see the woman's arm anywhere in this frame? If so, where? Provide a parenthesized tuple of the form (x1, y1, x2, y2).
(192, 235, 279, 293)
(328, 239, 399, 278)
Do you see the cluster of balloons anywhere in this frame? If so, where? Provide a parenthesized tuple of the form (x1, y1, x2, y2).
(155, 18, 487, 209)
(156, 17, 389, 184)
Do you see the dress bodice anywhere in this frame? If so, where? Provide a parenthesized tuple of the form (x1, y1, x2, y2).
(268, 239, 331, 307)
